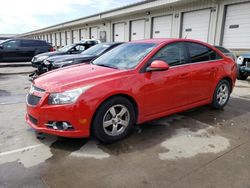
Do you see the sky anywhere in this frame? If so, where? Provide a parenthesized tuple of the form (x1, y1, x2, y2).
(0, 0, 141, 34)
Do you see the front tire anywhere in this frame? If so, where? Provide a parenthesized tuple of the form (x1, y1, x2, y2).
(92, 97, 136, 143)
(211, 80, 231, 109)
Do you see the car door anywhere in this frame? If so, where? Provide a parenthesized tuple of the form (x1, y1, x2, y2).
(185, 42, 222, 103)
(143, 42, 192, 116)
(1, 40, 21, 61)
(19, 40, 36, 61)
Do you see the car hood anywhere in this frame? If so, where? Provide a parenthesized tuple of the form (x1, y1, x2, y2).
(34, 64, 125, 92)
(35, 51, 66, 58)
(48, 54, 95, 63)
(240, 53, 250, 58)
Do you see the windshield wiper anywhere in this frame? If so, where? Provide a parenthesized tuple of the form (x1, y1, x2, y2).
(95, 63, 119, 69)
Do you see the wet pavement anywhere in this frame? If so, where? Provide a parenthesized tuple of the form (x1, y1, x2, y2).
(0, 66, 250, 188)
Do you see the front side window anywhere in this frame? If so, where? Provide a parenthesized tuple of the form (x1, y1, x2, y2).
(152, 43, 185, 66)
(93, 43, 156, 69)
(187, 42, 222, 63)
(58, 44, 75, 52)
(2, 40, 20, 49)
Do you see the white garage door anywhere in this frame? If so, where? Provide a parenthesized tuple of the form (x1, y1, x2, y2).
(56, 33, 60, 47)
(66, 31, 72, 45)
(113, 23, 125, 42)
(130, 19, 145, 41)
(182, 9, 211, 42)
(80, 28, 88, 40)
(90, 27, 99, 39)
(223, 3, 250, 49)
(152, 15, 172, 38)
(51, 33, 56, 47)
(61, 31, 66, 47)
(72, 29, 79, 43)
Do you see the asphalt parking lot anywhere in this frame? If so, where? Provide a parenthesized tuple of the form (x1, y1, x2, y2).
(0, 65, 250, 188)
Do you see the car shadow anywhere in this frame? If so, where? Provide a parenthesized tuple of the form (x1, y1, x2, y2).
(35, 97, 250, 157)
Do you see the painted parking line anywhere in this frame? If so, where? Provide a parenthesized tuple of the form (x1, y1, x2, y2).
(0, 144, 43, 157)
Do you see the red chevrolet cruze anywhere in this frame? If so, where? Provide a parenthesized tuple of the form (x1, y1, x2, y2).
(26, 39, 237, 143)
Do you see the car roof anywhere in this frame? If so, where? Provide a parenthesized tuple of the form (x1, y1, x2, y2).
(128, 38, 212, 44)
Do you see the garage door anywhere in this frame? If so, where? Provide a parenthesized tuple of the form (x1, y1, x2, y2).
(61, 31, 66, 47)
(90, 27, 99, 39)
(130, 19, 145, 41)
(56, 33, 60, 47)
(182, 9, 211, 42)
(51, 33, 56, 47)
(80, 28, 88, 40)
(223, 3, 250, 49)
(72, 29, 79, 43)
(113, 23, 125, 42)
(66, 31, 72, 45)
(152, 15, 172, 38)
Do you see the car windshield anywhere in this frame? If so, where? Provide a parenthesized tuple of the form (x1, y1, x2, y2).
(58, 44, 75, 52)
(81, 43, 112, 56)
(92, 43, 156, 70)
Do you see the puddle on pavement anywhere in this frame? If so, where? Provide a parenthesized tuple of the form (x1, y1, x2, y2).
(0, 89, 25, 105)
(158, 126, 230, 160)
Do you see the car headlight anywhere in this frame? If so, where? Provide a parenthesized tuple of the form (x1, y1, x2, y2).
(48, 86, 92, 105)
(54, 60, 73, 68)
(43, 60, 51, 65)
(237, 56, 244, 65)
(37, 56, 48, 62)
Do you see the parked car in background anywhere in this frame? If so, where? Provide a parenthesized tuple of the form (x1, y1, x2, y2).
(26, 39, 237, 143)
(214, 46, 237, 62)
(34, 42, 123, 76)
(31, 39, 100, 68)
(0, 38, 53, 62)
(236, 53, 250, 80)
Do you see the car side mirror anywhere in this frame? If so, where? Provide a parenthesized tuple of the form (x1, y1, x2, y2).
(146, 60, 170, 72)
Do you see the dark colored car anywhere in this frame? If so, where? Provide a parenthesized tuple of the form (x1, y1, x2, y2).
(0, 38, 53, 62)
(34, 42, 123, 76)
(31, 40, 100, 68)
(236, 53, 250, 80)
(214, 46, 237, 62)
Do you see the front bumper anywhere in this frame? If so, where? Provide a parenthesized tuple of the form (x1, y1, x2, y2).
(26, 95, 92, 138)
(240, 66, 250, 75)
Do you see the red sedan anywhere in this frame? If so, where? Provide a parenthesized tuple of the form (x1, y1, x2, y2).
(26, 39, 237, 143)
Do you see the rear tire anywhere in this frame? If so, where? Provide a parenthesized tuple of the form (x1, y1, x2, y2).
(237, 65, 248, 80)
(211, 80, 231, 109)
(92, 96, 136, 143)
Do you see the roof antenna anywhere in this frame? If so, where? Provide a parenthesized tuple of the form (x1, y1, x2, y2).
(184, 32, 189, 39)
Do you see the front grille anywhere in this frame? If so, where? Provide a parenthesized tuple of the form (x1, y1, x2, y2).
(27, 94, 41, 106)
(243, 58, 250, 67)
(246, 61, 250, 68)
(29, 114, 38, 125)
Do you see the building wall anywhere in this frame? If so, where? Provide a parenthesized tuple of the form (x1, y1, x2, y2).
(23, 0, 250, 53)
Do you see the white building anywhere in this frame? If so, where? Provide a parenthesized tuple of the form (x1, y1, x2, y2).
(20, 0, 250, 54)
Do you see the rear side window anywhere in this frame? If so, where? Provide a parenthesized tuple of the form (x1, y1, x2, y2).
(152, 43, 186, 66)
(187, 42, 222, 63)
(21, 40, 47, 47)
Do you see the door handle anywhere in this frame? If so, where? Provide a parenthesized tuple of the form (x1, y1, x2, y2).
(179, 73, 190, 79)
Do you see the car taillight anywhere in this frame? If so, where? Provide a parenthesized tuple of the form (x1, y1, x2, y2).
(49, 47, 54, 52)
